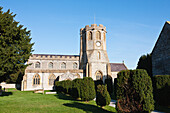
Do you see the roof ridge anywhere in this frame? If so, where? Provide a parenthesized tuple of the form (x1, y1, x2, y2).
(110, 63, 124, 64)
(166, 21, 170, 24)
(33, 54, 79, 56)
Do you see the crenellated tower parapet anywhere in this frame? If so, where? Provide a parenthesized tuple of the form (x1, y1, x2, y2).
(79, 24, 110, 80)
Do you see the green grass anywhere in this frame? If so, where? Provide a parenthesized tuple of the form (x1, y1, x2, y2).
(0, 89, 116, 113)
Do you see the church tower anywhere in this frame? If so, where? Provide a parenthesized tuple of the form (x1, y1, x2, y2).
(79, 24, 111, 81)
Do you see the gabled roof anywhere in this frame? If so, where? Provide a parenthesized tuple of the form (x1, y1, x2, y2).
(110, 63, 128, 72)
(151, 21, 170, 55)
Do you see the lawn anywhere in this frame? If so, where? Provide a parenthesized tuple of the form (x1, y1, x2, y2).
(0, 89, 116, 113)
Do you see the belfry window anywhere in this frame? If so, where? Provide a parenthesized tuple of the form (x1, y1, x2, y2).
(49, 62, 53, 69)
(35, 62, 40, 68)
(98, 51, 101, 59)
(61, 62, 66, 69)
(33, 74, 40, 85)
(49, 74, 56, 85)
(73, 62, 78, 69)
(88, 31, 92, 40)
(96, 31, 101, 40)
(103, 33, 106, 41)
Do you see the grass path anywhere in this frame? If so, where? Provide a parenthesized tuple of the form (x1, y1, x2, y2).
(0, 89, 116, 113)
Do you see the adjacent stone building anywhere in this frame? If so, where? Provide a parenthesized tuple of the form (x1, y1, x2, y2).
(152, 21, 170, 76)
(21, 24, 127, 91)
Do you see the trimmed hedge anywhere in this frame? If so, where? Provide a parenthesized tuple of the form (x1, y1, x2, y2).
(113, 78, 117, 100)
(71, 78, 83, 99)
(105, 77, 113, 95)
(116, 69, 154, 113)
(80, 77, 96, 101)
(153, 75, 170, 106)
(94, 80, 103, 92)
(55, 77, 96, 101)
(96, 84, 111, 107)
(55, 80, 72, 94)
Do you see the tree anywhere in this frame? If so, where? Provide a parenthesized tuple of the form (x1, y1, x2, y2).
(105, 77, 113, 95)
(116, 69, 154, 113)
(136, 54, 152, 78)
(153, 75, 170, 106)
(71, 78, 83, 99)
(96, 84, 111, 107)
(0, 7, 34, 83)
(80, 77, 96, 101)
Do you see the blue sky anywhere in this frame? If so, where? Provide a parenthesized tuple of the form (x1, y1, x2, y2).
(1, 0, 170, 69)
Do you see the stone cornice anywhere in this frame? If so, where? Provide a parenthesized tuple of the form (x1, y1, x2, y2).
(25, 69, 83, 73)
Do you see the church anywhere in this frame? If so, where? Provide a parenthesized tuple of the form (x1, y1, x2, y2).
(21, 24, 127, 91)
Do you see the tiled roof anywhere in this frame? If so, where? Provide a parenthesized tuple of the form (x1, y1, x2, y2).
(32, 54, 79, 58)
(110, 63, 127, 72)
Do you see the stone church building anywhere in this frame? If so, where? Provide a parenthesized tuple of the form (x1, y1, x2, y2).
(21, 24, 127, 91)
(152, 21, 170, 76)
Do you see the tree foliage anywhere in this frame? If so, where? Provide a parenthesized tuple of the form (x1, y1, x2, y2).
(105, 77, 113, 95)
(71, 78, 83, 99)
(96, 84, 111, 107)
(0, 7, 34, 83)
(55, 77, 96, 101)
(136, 54, 152, 78)
(153, 75, 170, 106)
(116, 69, 154, 113)
(80, 77, 96, 101)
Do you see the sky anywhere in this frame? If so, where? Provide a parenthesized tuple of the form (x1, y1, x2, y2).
(1, 0, 170, 69)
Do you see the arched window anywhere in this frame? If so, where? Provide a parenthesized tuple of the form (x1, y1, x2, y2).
(49, 62, 53, 69)
(49, 74, 56, 85)
(73, 62, 78, 69)
(98, 51, 101, 59)
(96, 31, 101, 40)
(103, 32, 106, 41)
(88, 31, 92, 40)
(61, 62, 66, 69)
(33, 74, 40, 85)
(35, 62, 40, 68)
(95, 71, 102, 80)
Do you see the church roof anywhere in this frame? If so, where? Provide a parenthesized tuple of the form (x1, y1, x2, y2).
(110, 63, 128, 72)
(151, 21, 170, 55)
(32, 54, 79, 58)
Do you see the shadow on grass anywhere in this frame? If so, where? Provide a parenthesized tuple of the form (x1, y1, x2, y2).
(63, 102, 115, 113)
(54, 92, 75, 101)
(0, 92, 13, 97)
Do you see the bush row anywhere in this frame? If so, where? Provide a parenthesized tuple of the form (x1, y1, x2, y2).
(55, 77, 96, 101)
(153, 75, 170, 106)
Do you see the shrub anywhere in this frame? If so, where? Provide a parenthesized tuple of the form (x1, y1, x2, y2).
(105, 77, 113, 95)
(94, 80, 103, 92)
(64, 80, 72, 94)
(153, 75, 170, 106)
(116, 69, 154, 113)
(55, 80, 72, 94)
(113, 78, 117, 100)
(71, 78, 83, 99)
(80, 77, 96, 101)
(96, 84, 111, 107)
